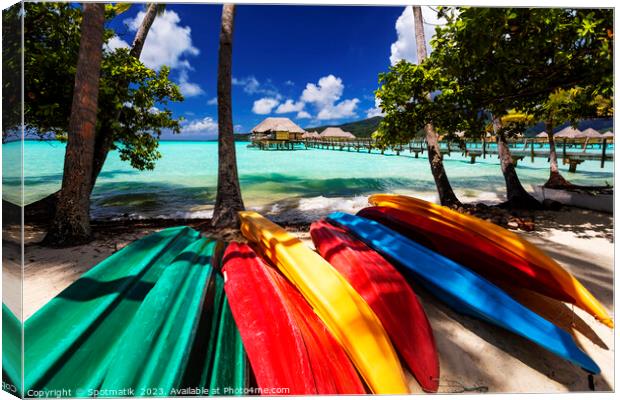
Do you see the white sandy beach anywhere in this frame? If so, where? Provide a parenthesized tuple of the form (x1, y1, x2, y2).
(3, 206, 614, 393)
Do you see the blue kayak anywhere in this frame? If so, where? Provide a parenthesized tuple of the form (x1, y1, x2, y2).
(326, 212, 600, 374)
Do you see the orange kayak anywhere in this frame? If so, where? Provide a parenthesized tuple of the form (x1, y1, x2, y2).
(368, 194, 613, 329)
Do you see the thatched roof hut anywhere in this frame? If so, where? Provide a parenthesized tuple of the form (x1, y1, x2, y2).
(302, 131, 320, 139)
(602, 131, 614, 138)
(554, 126, 581, 138)
(252, 117, 305, 134)
(576, 128, 601, 138)
(535, 131, 548, 138)
(320, 127, 356, 139)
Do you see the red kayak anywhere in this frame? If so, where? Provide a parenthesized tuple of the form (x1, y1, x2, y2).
(310, 220, 439, 393)
(222, 242, 365, 395)
(357, 206, 572, 303)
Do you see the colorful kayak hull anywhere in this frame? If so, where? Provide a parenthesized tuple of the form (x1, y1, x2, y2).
(24, 226, 202, 394)
(223, 242, 317, 394)
(327, 212, 600, 374)
(267, 253, 367, 395)
(358, 206, 571, 302)
(100, 238, 219, 394)
(222, 242, 365, 394)
(23, 227, 249, 397)
(238, 211, 409, 394)
(2, 304, 21, 397)
(368, 194, 613, 329)
(310, 220, 439, 392)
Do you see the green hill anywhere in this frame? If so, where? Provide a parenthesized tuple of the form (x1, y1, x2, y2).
(304, 116, 383, 138)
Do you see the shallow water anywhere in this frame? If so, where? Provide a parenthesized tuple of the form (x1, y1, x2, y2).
(2, 140, 614, 222)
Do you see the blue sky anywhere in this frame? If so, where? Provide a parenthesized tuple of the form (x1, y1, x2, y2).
(107, 4, 443, 139)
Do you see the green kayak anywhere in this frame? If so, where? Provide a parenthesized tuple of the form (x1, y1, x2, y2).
(208, 297, 248, 396)
(189, 253, 249, 397)
(25, 226, 201, 396)
(100, 237, 220, 396)
(22, 226, 250, 397)
(2, 303, 22, 397)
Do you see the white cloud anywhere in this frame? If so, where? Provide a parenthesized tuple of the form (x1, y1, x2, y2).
(301, 75, 359, 120)
(275, 99, 305, 114)
(182, 116, 218, 134)
(125, 10, 199, 71)
(233, 76, 280, 98)
(105, 35, 129, 52)
(296, 110, 311, 119)
(252, 98, 280, 114)
(207, 97, 218, 106)
(301, 75, 343, 108)
(232, 76, 260, 93)
(179, 81, 204, 97)
(365, 97, 385, 118)
(389, 6, 447, 66)
(178, 70, 204, 97)
(317, 98, 359, 120)
(234, 124, 244, 132)
(284, 80, 295, 86)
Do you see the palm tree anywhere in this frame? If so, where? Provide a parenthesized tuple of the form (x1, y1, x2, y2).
(541, 89, 576, 188)
(27, 3, 165, 221)
(543, 120, 570, 188)
(212, 4, 245, 228)
(411, 7, 461, 208)
(492, 114, 541, 209)
(91, 3, 166, 188)
(45, 3, 106, 245)
(129, 3, 165, 58)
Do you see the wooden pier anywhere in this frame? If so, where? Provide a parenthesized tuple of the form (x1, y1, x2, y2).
(462, 137, 613, 171)
(273, 136, 614, 173)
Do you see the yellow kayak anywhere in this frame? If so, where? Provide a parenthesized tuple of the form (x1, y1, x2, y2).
(368, 194, 613, 329)
(238, 211, 409, 394)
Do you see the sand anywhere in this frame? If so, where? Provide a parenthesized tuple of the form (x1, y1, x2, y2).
(3, 207, 614, 393)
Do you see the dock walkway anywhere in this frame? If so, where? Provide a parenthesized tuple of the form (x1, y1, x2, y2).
(288, 137, 614, 173)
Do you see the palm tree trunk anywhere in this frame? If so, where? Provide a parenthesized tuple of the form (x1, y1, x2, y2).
(494, 118, 541, 209)
(44, 3, 105, 245)
(212, 4, 244, 228)
(129, 3, 159, 58)
(91, 3, 161, 188)
(544, 120, 571, 188)
(412, 6, 461, 207)
(26, 3, 162, 221)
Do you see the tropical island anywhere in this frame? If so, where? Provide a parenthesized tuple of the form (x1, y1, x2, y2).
(2, 3, 614, 397)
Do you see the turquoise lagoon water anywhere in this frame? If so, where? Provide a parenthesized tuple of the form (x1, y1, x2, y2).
(2, 140, 614, 222)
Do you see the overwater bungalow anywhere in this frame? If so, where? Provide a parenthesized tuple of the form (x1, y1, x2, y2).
(320, 127, 356, 139)
(251, 117, 306, 150)
(554, 126, 581, 138)
(302, 131, 321, 139)
(577, 128, 601, 138)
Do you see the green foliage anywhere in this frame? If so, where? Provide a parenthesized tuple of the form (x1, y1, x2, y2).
(2, 3, 22, 139)
(105, 3, 133, 17)
(99, 51, 183, 170)
(373, 60, 480, 145)
(19, 2, 183, 170)
(375, 7, 613, 145)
